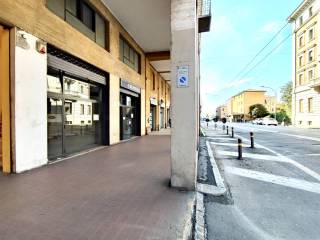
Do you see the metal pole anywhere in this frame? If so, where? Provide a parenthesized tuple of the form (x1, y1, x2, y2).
(231, 127, 234, 138)
(238, 138, 243, 160)
(226, 126, 229, 135)
(250, 132, 254, 148)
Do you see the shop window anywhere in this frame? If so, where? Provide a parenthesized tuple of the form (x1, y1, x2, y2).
(47, 0, 109, 49)
(119, 36, 141, 73)
(87, 105, 91, 115)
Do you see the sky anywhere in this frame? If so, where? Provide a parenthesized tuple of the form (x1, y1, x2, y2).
(200, 0, 302, 117)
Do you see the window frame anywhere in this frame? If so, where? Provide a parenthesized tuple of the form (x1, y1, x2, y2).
(308, 97, 313, 113)
(309, 27, 314, 41)
(299, 99, 304, 113)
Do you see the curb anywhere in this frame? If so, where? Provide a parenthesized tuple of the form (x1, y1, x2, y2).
(194, 192, 206, 240)
(196, 141, 227, 196)
(180, 194, 196, 240)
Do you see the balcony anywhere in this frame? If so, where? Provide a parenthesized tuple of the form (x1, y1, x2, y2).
(198, 0, 212, 33)
(309, 78, 320, 88)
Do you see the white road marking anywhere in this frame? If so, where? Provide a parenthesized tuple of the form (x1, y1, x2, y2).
(232, 205, 282, 240)
(216, 150, 288, 162)
(208, 137, 236, 141)
(235, 134, 320, 182)
(307, 153, 320, 156)
(279, 133, 320, 142)
(225, 166, 320, 195)
(212, 142, 260, 148)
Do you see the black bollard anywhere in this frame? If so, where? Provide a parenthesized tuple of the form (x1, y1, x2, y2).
(226, 126, 229, 135)
(238, 138, 243, 160)
(250, 132, 254, 148)
(231, 127, 234, 138)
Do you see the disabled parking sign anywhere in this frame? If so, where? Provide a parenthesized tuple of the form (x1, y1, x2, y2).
(177, 65, 189, 87)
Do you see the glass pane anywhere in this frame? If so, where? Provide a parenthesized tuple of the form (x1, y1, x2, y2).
(66, 0, 77, 16)
(47, 0, 65, 19)
(64, 77, 90, 99)
(66, 11, 95, 41)
(82, 2, 95, 31)
(47, 75, 62, 93)
(63, 77, 102, 155)
(47, 98, 63, 159)
(95, 13, 106, 48)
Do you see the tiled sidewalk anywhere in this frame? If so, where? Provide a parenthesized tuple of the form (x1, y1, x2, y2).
(0, 136, 194, 240)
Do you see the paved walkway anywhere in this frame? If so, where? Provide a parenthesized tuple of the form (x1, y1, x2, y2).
(0, 136, 194, 240)
(148, 128, 171, 136)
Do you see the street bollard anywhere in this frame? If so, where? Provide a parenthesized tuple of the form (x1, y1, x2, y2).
(223, 125, 225, 131)
(215, 123, 217, 130)
(250, 132, 254, 148)
(238, 138, 243, 160)
(231, 127, 234, 138)
(226, 126, 229, 135)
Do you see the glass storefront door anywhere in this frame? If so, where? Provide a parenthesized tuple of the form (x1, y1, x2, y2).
(47, 70, 104, 160)
(120, 93, 139, 140)
(150, 105, 156, 131)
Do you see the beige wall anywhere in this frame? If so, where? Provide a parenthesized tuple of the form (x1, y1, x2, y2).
(145, 60, 171, 133)
(292, 6, 320, 128)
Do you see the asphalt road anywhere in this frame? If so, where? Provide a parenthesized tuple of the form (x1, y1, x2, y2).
(202, 122, 320, 240)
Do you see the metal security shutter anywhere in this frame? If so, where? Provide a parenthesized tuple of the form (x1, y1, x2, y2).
(48, 54, 106, 85)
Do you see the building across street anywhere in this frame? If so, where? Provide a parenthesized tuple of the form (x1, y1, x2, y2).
(288, 0, 320, 128)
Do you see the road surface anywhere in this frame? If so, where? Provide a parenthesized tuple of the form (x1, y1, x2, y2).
(202, 122, 320, 240)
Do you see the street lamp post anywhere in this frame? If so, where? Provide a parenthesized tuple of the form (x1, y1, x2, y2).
(260, 85, 277, 123)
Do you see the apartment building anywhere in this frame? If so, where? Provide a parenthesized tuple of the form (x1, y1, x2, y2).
(289, 0, 320, 128)
(227, 90, 267, 121)
(265, 96, 277, 114)
(216, 105, 228, 120)
(0, 0, 211, 190)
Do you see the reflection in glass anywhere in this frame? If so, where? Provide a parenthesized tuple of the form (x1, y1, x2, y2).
(47, 98, 63, 159)
(47, 75, 62, 93)
(63, 76, 102, 156)
(47, 73, 103, 160)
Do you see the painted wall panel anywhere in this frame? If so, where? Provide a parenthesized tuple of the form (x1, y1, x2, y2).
(14, 31, 48, 172)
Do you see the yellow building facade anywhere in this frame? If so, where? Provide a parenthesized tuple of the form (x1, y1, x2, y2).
(289, 0, 320, 128)
(230, 90, 266, 121)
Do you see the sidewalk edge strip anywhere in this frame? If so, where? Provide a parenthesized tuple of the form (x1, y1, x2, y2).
(195, 192, 207, 240)
(205, 140, 227, 196)
(181, 195, 196, 240)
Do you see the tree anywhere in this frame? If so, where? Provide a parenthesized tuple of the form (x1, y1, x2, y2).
(249, 104, 269, 118)
(280, 81, 292, 115)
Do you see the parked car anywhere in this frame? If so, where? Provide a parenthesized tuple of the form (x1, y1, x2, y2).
(261, 117, 278, 126)
(252, 118, 262, 125)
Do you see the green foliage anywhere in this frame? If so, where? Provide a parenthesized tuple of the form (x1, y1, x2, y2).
(270, 109, 291, 125)
(249, 104, 269, 118)
(280, 81, 292, 114)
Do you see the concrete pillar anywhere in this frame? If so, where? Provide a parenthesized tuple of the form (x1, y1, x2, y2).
(170, 0, 198, 190)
